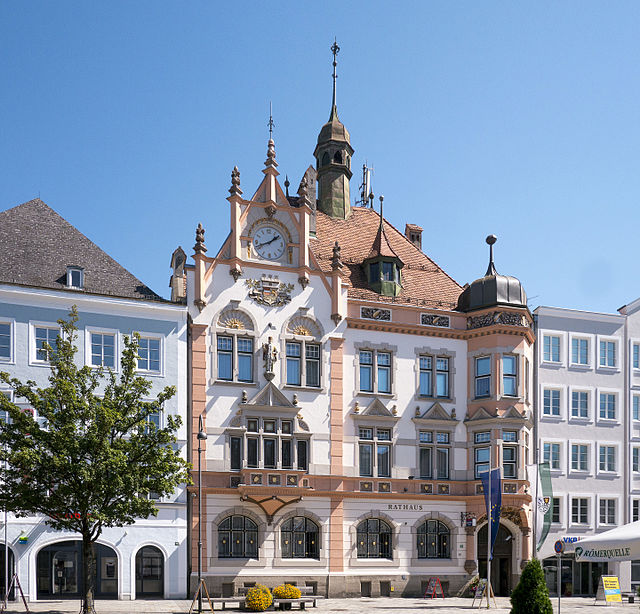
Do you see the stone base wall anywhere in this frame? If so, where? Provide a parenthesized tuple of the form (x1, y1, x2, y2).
(191, 573, 478, 598)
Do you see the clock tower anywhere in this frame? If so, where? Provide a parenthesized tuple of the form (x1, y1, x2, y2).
(314, 40, 354, 220)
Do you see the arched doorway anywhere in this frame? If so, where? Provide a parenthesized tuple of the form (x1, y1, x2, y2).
(135, 546, 164, 598)
(0, 545, 15, 601)
(36, 541, 118, 599)
(477, 524, 513, 596)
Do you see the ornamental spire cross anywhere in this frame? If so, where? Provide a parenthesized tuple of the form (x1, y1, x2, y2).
(331, 38, 340, 112)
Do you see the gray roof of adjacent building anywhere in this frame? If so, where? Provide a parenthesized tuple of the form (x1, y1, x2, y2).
(0, 198, 166, 302)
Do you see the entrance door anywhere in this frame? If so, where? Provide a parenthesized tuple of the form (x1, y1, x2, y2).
(477, 524, 513, 596)
(135, 546, 164, 598)
(52, 549, 79, 596)
(0, 546, 15, 601)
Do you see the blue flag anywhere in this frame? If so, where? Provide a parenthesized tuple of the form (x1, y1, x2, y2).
(480, 468, 502, 560)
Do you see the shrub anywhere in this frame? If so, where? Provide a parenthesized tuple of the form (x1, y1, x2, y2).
(510, 558, 553, 614)
(273, 584, 302, 599)
(245, 584, 273, 612)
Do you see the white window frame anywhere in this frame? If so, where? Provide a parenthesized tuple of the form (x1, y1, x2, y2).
(542, 439, 564, 473)
(358, 426, 393, 478)
(541, 386, 563, 419)
(550, 494, 565, 528)
(633, 341, 640, 371)
(569, 495, 591, 527)
(501, 354, 518, 398)
(417, 430, 452, 480)
(541, 332, 563, 364)
(568, 440, 591, 474)
(597, 335, 619, 370)
(474, 355, 492, 399)
(597, 388, 619, 423)
(633, 394, 640, 422)
(633, 447, 640, 474)
(632, 498, 640, 523)
(569, 334, 592, 368)
(597, 442, 619, 475)
(0, 389, 13, 424)
(568, 386, 591, 422)
(85, 326, 119, 371)
(29, 321, 61, 367)
(133, 332, 164, 376)
(0, 318, 16, 365)
(66, 266, 84, 289)
(356, 346, 395, 396)
(597, 496, 618, 528)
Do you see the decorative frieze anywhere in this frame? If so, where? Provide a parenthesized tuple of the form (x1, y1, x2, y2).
(421, 313, 450, 328)
(467, 311, 529, 330)
(361, 306, 391, 321)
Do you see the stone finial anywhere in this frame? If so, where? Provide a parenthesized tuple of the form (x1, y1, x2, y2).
(331, 240, 342, 271)
(229, 166, 243, 196)
(284, 175, 290, 197)
(194, 223, 207, 254)
(264, 139, 277, 168)
(297, 176, 310, 209)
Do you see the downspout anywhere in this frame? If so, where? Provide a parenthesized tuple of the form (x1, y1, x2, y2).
(623, 316, 629, 525)
(186, 313, 193, 598)
(532, 312, 539, 554)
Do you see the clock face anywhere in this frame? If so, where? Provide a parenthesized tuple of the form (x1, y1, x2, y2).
(252, 225, 286, 260)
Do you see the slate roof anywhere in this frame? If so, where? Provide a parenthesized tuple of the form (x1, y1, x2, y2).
(0, 199, 164, 302)
(312, 207, 463, 309)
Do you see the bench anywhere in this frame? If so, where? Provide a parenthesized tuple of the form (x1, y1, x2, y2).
(210, 597, 244, 610)
(273, 597, 324, 609)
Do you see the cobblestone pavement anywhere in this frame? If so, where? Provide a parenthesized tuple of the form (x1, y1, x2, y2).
(1, 597, 637, 613)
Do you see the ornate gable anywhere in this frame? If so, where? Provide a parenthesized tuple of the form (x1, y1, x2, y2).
(413, 401, 457, 424)
(352, 398, 399, 422)
(242, 381, 297, 411)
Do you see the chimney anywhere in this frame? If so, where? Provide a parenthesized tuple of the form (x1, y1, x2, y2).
(405, 224, 423, 250)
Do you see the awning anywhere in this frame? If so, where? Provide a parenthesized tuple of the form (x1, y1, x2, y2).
(574, 520, 640, 562)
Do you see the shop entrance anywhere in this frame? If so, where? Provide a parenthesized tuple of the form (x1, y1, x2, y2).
(135, 546, 164, 597)
(36, 541, 118, 599)
(543, 556, 608, 596)
(0, 545, 15, 601)
(477, 524, 513, 596)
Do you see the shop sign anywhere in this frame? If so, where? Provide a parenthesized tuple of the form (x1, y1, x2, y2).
(387, 503, 424, 511)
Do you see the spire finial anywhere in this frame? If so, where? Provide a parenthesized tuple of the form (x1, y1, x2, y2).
(194, 223, 207, 254)
(330, 38, 340, 118)
(378, 195, 384, 230)
(268, 101, 275, 139)
(485, 234, 497, 276)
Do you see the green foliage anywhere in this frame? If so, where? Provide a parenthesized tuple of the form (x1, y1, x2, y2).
(510, 558, 553, 614)
(0, 307, 190, 611)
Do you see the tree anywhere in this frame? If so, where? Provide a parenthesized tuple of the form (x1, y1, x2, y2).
(510, 558, 553, 614)
(0, 308, 190, 613)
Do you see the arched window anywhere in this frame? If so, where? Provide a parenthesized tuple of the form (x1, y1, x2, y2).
(281, 516, 319, 559)
(417, 520, 450, 558)
(333, 150, 343, 164)
(218, 515, 258, 559)
(356, 518, 392, 559)
(321, 152, 330, 166)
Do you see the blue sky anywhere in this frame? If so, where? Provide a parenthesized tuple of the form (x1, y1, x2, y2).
(2, 2, 639, 313)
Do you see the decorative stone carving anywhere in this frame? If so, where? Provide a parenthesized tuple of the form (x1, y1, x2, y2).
(297, 416, 310, 432)
(262, 336, 278, 380)
(331, 241, 342, 271)
(218, 309, 253, 331)
(229, 266, 242, 282)
(421, 313, 450, 328)
(229, 166, 242, 196)
(361, 307, 391, 321)
(246, 276, 294, 307)
(464, 559, 478, 574)
(287, 316, 321, 338)
(467, 311, 529, 330)
(194, 223, 206, 254)
(298, 276, 309, 289)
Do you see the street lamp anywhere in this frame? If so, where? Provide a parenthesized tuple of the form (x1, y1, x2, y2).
(197, 415, 207, 614)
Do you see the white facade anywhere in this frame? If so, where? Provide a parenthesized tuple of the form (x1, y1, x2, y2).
(0, 284, 188, 600)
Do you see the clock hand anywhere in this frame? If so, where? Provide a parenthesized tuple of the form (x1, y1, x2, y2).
(256, 235, 281, 248)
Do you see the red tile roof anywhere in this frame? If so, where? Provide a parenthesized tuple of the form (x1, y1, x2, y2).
(313, 207, 463, 309)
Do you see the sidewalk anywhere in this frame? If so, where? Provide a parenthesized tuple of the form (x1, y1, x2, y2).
(1, 596, 637, 613)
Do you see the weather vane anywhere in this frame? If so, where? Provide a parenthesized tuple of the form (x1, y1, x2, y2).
(331, 38, 340, 109)
(268, 101, 275, 139)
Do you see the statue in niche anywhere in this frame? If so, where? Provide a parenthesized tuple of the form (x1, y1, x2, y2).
(262, 336, 278, 380)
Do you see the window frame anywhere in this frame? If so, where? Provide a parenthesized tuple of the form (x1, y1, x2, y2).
(551, 496, 562, 525)
(570, 497, 589, 526)
(416, 519, 451, 559)
(417, 430, 451, 480)
(134, 332, 164, 376)
(569, 388, 590, 421)
(214, 332, 256, 384)
(356, 518, 393, 560)
(0, 319, 15, 364)
(597, 444, 618, 474)
(542, 387, 562, 418)
(597, 390, 618, 422)
(569, 442, 589, 473)
(570, 335, 590, 367)
(633, 447, 640, 474)
(284, 339, 321, 389)
(501, 354, 518, 398)
(359, 426, 393, 478)
(542, 333, 562, 364)
(598, 498, 617, 526)
(598, 337, 618, 369)
(474, 356, 491, 399)
(280, 516, 320, 559)
(66, 266, 84, 289)
(85, 326, 119, 371)
(217, 515, 259, 559)
(418, 354, 451, 399)
(542, 441, 562, 471)
(29, 321, 61, 366)
(357, 348, 394, 395)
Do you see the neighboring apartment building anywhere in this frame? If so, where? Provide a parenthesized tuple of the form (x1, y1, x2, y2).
(0, 199, 188, 601)
(182, 53, 536, 599)
(535, 304, 640, 595)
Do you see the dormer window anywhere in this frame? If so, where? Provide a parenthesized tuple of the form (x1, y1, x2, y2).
(67, 266, 84, 289)
(366, 258, 402, 296)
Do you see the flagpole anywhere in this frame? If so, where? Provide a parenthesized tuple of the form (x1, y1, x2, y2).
(487, 466, 491, 609)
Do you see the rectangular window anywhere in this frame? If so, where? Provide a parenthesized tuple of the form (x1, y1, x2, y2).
(360, 428, 393, 477)
(543, 335, 560, 362)
(35, 326, 58, 362)
(633, 448, 640, 473)
(377, 352, 391, 393)
(305, 344, 320, 387)
(138, 337, 160, 372)
(572, 498, 588, 524)
(634, 344, 640, 369)
(377, 443, 391, 478)
(571, 444, 588, 471)
(543, 442, 560, 470)
(281, 439, 292, 469)
(475, 356, 491, 398)
(419, 356, 432, 396)
(359, 350, 373, 392)
(359, 442, 373, 477)
(217, 336, 233, 380)
(91, 332, 115, 368)
(237, 338, 253, 382)
(475, 431, 491, 444)
(420, 431, 450, 479)
(0, 323, 10, 360)
(297, 439, 308, 471)
(599, 446, 616, 472)
(503, 446, 517, 478)
(571, 338, 589, 365)
(435, 357, 449, 398)
(436, 447, 449, 479)
(0, 391, 12, 425)
(247, 438, 258, 468)
(503, 430, 517, 443)
(419, 447, 432, 479)
(599, 340, 616, 367)
(551, 497, 561, 524)
(571, 391, 588, 418)
(633, 500, 640, 522)
(599, 499, 616, 524)
(599, 393, 616, 420)
(474, 446, 490, 478)
(502, 355, 517, 396)
(543, 389, 560, 416)
(286, 342, 302, 386)
(230, 436, 242, 471)
(263, 438, 277, 468)
(634, 396, 640, 421)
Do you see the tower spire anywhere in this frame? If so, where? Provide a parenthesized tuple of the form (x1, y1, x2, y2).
(330, 38, 340, 119)
(268, 101, 275, 140)
(485, 234, 498, 276)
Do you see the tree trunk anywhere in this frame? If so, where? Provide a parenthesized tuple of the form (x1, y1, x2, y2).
(82, 536, 96, 614)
